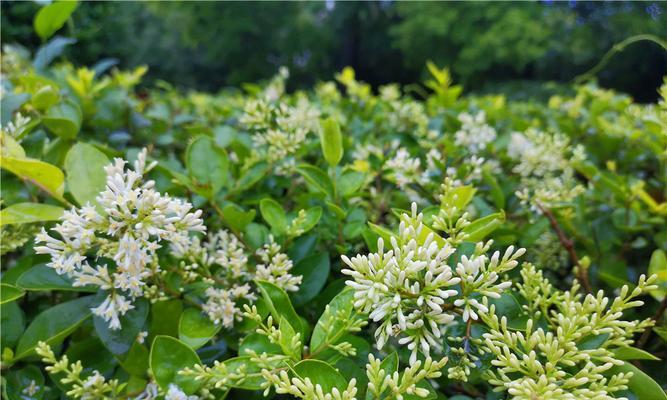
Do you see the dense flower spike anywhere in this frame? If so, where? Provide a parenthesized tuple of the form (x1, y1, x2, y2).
(35, 149, 205, 329)
(480, 265, 658, 399)
(342, 203, 523, 364)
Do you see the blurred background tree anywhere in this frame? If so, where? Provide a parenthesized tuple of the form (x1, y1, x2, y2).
(2, 1, 666, 101)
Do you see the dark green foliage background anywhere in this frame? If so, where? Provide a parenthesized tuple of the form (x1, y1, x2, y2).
(3, 1, 666, 101)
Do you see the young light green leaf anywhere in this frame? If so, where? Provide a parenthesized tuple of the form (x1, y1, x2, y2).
(1, 156, 66, 202)
(320, 117, 343, 166)
(34, 0, 78, 40)
(64, 142, 110, 207)
(611, 346, 661, 361)
(648, 249, 667, 301)
(0, 203, 63, 226)
(461, 211, 505, 242)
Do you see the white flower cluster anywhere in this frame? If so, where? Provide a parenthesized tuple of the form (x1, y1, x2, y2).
(2, 112, 32, 140)
(171, 230, 301, 327)
(453, 111, 497, 154)
(480, 264, 658, 400)
(384, 148, 427, 190)
(342, 203, 523, 364)
(507, 128, 586, 210)
(240, 95, 320, 169)
(35, 149, 205, 329)
(262, 371, 358, 400)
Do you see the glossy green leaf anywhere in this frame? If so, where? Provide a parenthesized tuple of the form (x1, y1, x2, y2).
(648, 249, 667, 301)
(0, 284, 25, 304)
(149, 300, 183, 338)
(338, 170, 365, 197)
(293, 359, 348, 393)
(461, 211, 505, 242)
(255, 280, 304, 337)
(178, 307, 221, 350)
(311, 288, 365, 355)
(611, 346, 660, 361)
(186, 135, 229, 196)
(17, 264, 96, 292)
(320, 117, 343, 166)
(15, 295, 94, 360)
(1, 302, 25, 350)
(260, 197, 287, 234)
(0, 203, 63, 226)
(94, 297, 149, 356)
(220, 202, 256, 233)
(290, 206, 322, 236)
(239, 332, 282, 357)
(43, 100, 82, 139)
(608, 362, 667, 400)
(64, 142, 110, 207)
(1, 156, 66, 201)
(291, 252, 330, 306)
(34, 0, 78, 40)
(296, 164, 335, 199)
(149, 335, 202, 394)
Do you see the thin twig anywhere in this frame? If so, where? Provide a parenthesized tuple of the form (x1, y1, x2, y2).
(637, 296, 667, 349)
(537, 203, 592, 293)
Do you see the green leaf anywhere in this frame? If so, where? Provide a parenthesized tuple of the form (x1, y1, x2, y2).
(293, 359, 348, 393)
(320, 117, 343, 166)
(311, 288, 365, 354)
(608, 362, 667, 400)
(64, 142, 110, 207)
(648, 249, 667, 301)
(239, 332, 282, 357)
(220, 202, 255, 233)
(611, 346, 660, 361)
(178, 308, 221, 350)
(291, 252, 330, 306)
(218, 356, 270, 390)
(1, 302, 25, 350)
(43, 100, 82, 139)
(0, 284, 25, 305)
(482, 170, 505, 209)
(278, 316, 301, 360)
(149, 335, 202, 394)
(33, 36, 76, 72)
(441, 185, 476, 213)
(255, 280, 304, 337)
(17, 264, 96, 292)
(34, 0, 78, 40)
(94, 297, 148, 356)
(3, 365, 45, 400)
(1, 156, 66, 201)
(290, 206, 322, 236)
(259, 198, 287, 234)
(461, 211, 505, 242)
(15, 295, 94, 360)
(186, 136, 229, 196)
(0, 203, 63, 226)
(233, 161, 268, 193)
(149, 300, 183, 339)
(338, 170, 365, 198)
(296, 164, 335, 199)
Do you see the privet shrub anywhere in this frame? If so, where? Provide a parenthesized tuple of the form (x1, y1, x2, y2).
(1, 22, 667, 400)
